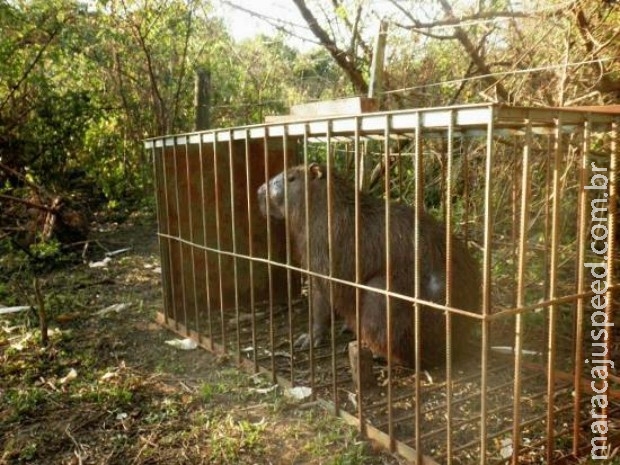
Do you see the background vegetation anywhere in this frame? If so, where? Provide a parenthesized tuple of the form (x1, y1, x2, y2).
(1, 0, 618, 228)
(0, 1, 618, 462)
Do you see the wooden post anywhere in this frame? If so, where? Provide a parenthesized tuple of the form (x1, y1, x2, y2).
(368, 20, 388, 104)
(194, 68, 211, 131)
(348, 340, 375, 391)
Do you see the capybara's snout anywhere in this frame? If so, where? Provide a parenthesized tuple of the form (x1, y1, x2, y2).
(257, 182, 268, 217)
(257, 175, 285, 219)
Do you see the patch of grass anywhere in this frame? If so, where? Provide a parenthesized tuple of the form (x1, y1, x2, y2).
(74, 384, 134, 407)
(206, 413, 267, 462)
(199, 381, 228, 403)
(2, 387, 51, 420)
(19, 441, 38, 461)
(300, 410, 372, 463)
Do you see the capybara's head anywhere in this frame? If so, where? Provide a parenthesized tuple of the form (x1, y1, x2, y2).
(257, 163, 326, 219)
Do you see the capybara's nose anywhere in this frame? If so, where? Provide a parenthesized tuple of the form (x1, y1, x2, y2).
(257, 182, 268, 216)
(257, 182, 266, 198)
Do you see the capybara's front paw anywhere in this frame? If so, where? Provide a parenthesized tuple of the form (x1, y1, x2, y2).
(294, 332, 324, 349)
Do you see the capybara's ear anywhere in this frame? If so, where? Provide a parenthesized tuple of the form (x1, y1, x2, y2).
(308, 163, 324, 179)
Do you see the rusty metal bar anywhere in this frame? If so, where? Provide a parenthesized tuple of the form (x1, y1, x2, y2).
(172, 138, 189, 333)
(301, 124, 316, 394)
(462, 136, 470, 243)
(198, 136, 214, 349)
(545, 113, 564, 463)
(152, 145, 173, 326)
(162, 140, 177, 328)
(185, 140, 200, 339)
(227, 133, 241, 360)
(603, 119, 617, 453)
(511, 116, 532, 465)
(281, 129, 295, 386)
(326, 122, 338, 413)
(353, 116, 365, 431)
(383, 115, 394, 451)
(543, 135, 552, 325)
(262, 132, 276, 383)
(571, 117, 590, 454)
(413, 110, 423, 463)
(211, 135, 227, 347)
(243, 131, 258, 372)
(479, 107, 495, 465)
(444, 110, 455, 465)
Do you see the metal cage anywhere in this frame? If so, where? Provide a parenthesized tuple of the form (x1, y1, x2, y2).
(145, 104, 618, 464)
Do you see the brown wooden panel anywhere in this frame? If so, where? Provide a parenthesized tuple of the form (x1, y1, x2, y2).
(162, 144, 185, 329)
(185, 138, 298, 319)
(153, 146, 175, 325)
(244, 139, 297, 302)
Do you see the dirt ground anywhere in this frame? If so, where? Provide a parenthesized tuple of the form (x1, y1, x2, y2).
(0, 214, 404, 465)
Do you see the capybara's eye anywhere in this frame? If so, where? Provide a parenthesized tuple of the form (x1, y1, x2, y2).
(287, 173, 296, 182)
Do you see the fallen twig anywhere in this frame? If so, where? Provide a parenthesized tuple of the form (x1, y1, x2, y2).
(0, 193, 59, 214)
(65, 426, 84, 465)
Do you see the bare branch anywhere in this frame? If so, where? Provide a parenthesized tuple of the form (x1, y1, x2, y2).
(222, 0, 319, 46)
(331, 0, 372, 59)
(395, 10, 531, 30)
(389, 22, 456, 40)
(572, 2, 620, 97)
(436, 0, 509, 102)
(291, 0, 368, 95)
(386, 0, 573, 30)
(0, 194, 59, 214)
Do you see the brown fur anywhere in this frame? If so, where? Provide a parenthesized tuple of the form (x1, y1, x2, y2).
(258, 163, 481, 368)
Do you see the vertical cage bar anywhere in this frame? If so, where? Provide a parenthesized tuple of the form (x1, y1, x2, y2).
(511, 117, 532, 465)
(243, 131, 258, 372)
(301, 125, 316, 393)
(212, 135, 226, 347)
(152, 144, 173, 325)
(397, 139, 404, 203)
(444, 111, 455, 465)
(383, 115, 394, 451)
(413, 111, 422, 463)
(326, 123, 338, 412)
(546, 114, 564, 464)
(227, 133, 241, 360)
(603, 119, 617, 448)
(173, 138, 189, 332)
(572, 117, 590, 454)
(185, 141, 200, 338)
(281, 130, 295, 386)
(353, 116, 365, 430)
(462, 138, 470, 243)
(510, 137, 520, 309)
(479, 107, 495, 465)
(198, 136, 213, 349)
(262, 132, 276, 383)
(538, 136, 553, 370)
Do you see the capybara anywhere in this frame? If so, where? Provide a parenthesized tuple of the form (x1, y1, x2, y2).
(257, 162, 481, 368)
